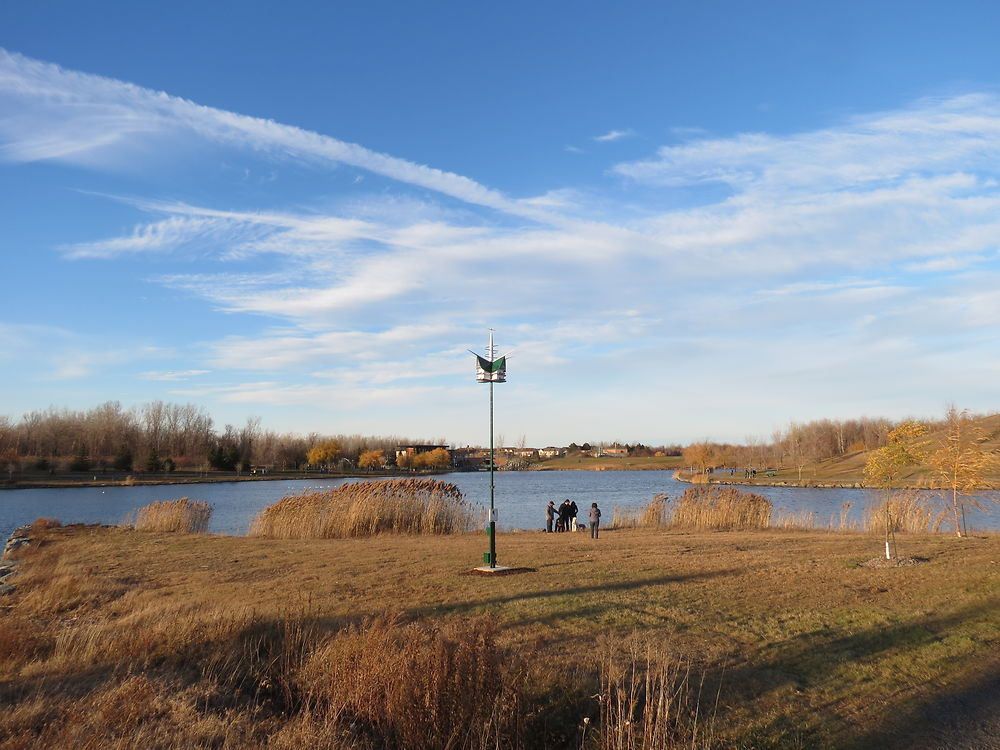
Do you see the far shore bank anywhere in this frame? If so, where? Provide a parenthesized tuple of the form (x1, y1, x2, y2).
(673, 471, 869, 490)
(0, 469, 408, 491)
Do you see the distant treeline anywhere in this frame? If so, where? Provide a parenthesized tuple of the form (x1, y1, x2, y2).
(0, 401, 440, 474)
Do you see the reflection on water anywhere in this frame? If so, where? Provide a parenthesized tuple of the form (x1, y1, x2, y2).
(1, 471, 998, 540)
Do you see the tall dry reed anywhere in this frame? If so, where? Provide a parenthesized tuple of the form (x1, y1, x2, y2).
(863, 491, 946, 534)
(612, 494, 670, 529)
(772, 502, 861, 531)
(671, 486, 771, 531)
(248, 478, 474, 539)
(595, 635, 717, 750)
(298, 614, 524, 749)
(131, 497, 212, 533)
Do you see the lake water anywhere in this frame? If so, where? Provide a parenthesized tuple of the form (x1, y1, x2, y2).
(2, 471, 998, 541)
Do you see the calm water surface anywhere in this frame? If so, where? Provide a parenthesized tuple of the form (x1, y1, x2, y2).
(2, 471, 998, 540)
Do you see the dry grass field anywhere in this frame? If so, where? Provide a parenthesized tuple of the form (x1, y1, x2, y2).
(1, 522, 998, 749)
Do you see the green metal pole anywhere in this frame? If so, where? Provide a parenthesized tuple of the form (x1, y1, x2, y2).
(488, 378, 496, 567)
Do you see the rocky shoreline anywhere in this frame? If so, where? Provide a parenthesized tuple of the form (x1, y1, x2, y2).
(1, 525, 31, 596)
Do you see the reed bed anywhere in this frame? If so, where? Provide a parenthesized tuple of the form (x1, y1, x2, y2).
(670, 486, 772, 531)
(863, 491, 948, 534)
(299, 614, 524, 749)
(612, 494, 670, 529)
(130, 497, 212, 533)
(772, 502, 861, 532)
(247, 478, 474, 539)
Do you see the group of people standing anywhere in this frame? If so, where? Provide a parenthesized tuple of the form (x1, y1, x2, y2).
(546, 499, 602, 538)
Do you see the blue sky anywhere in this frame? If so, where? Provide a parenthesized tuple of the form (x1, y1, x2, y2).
(3, 0, 1000, 446)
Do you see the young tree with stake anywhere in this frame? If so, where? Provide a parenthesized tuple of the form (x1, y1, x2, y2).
(863, 421, 929, 560)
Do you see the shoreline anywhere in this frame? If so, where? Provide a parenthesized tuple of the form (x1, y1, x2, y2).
(0, 470, 411, 491)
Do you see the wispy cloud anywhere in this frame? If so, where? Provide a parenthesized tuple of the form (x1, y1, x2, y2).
(0, 49, 556, 223)
(594, 129, 634, 142)
(614, 94, 1000, 192)
(141, 369, 211, 381)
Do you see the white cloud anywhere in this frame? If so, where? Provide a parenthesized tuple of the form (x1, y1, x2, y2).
(0, 49, 557, 223)
(614, 95, 1000, 193)
(594, 129, 634, 142)
(141, 369, 211, 381)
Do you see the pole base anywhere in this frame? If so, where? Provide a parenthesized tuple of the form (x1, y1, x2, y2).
(472, 565, 516, 574)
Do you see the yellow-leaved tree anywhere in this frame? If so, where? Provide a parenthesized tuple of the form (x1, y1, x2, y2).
(863, 421, 929, 559)
(307, 440, 342, 470)
(927, 407, 995, 537)
(358, 449, 385, 471)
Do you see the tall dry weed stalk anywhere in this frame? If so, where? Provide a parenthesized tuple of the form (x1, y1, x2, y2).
(131, 497, 212, 533)
(248, 478, 474, 539)
(671, 487, 772, 531)
(596, 636, 717, 750)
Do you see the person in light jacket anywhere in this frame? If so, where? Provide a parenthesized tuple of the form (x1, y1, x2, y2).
(545, 500, 556, 533)
(589, 502, 602, 539)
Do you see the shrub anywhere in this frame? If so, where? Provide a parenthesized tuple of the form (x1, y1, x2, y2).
(248, 478, 474, 539)
(131, 497, 212, 533)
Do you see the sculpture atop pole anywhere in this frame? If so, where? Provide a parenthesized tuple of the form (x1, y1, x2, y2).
(473, 329, 508, 568)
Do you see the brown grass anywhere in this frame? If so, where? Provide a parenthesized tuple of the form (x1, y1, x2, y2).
(130, 497, 212, 533)
(2, 522, 999, 749)
(247, 478, 474, 538)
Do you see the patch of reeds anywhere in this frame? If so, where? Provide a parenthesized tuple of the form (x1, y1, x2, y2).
(671, 486, 772, 531)
(773, 502, 861, 532)
(299, 614, 524, 749)
(594, 635, 717, 750)
(863, 491, 947, 534)
(130, 497, 212, 533)
(29, 518, 61, 534)
(612, 494, 670, 529)
(0, 598, 526, 749)
(248, 478, 474, 539)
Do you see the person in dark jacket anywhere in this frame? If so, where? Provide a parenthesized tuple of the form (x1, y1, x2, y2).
(589, 502, 602, 539)
(558, 499, 572, 532)
(569, 500, 579, 531)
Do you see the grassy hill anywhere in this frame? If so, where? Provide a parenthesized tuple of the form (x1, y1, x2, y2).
(689, 413, 1000, 489)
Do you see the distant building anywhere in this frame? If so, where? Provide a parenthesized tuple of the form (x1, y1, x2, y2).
(602, 446, 629, 458)
(539, 447, 565, 459)
(394, 444, 449, 461)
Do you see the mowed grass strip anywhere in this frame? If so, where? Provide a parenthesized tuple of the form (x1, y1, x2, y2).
(1, 523, 997, 749)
